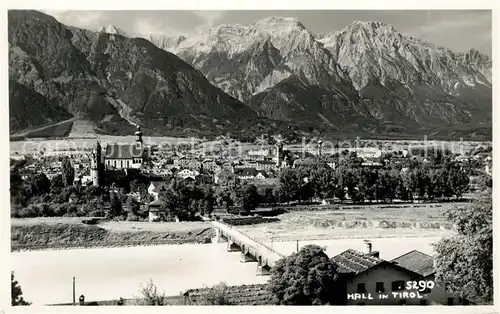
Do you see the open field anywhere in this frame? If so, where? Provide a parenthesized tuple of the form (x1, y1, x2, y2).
(67, 119, 98, 138)
(10, 119, 75, 140)
(12, 236, 441, 305)
(9, 135, 200, 156)
(239, 203, 461, 242)
(11, 219, 213, 251)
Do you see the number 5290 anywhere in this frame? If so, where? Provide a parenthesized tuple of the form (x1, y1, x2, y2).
(406, 280, 435, 292)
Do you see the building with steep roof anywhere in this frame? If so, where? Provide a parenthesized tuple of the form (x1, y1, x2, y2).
(89, 126, 147, 186)
(390, 250, 435, 277)
(103, 126, 145, 170)
(330, 243, 471, 306)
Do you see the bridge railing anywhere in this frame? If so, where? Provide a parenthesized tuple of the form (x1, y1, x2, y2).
(212, 221, 285, 259)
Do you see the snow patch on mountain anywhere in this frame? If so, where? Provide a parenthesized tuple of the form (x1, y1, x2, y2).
(95, 24, 129, 37)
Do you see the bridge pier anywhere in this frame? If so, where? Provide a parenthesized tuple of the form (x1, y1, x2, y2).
(212, 228, 228, 243)
(227, 241, 241, 252)
(240, 250, 257, 263)
(256, 264, 271, 276)
(256, 256, 271, 276)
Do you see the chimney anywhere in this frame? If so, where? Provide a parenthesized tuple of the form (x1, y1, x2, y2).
(363, 240, 372, 254)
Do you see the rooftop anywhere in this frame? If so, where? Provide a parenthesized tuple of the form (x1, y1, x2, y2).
(331, 249, 384, 274)
(391, 250, 435, 277)
(105, 144, 144, 159)
(234, 167, 257, 176)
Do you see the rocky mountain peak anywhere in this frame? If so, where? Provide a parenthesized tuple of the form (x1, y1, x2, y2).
(208, 24, 248, 37)
(254, 16, 304, 28)
(95, 24, 128, 37)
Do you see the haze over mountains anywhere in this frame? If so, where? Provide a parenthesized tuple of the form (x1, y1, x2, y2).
(8, 11, 492, 139)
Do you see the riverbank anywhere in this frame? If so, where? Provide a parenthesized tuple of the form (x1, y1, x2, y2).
(12, 237, 442, 305)
(11, 219, 214, 252)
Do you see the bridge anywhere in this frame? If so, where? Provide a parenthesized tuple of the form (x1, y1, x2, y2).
(212, 221, 285, 275)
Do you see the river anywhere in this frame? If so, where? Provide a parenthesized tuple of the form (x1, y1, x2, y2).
(11, 236, 443, 305)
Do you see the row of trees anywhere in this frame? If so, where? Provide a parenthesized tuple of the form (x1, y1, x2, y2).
(157, 179, 215, 220)
(276, 162, 470, 204)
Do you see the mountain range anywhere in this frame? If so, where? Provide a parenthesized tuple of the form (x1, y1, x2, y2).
(8, 11, 492, 139)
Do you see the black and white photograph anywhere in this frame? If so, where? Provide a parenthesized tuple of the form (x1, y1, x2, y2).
(3, 1, 497, 309)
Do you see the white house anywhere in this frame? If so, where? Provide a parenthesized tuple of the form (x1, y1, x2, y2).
(148, 181, 165, 200)
(177, 169, 200, 180)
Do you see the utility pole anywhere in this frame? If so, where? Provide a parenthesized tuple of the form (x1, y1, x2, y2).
(296, 240, 299, 252)
(72, 276, 76, 305)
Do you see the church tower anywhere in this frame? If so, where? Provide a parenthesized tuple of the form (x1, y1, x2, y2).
(135, 125, 143, 146)
(317, 140, 323, 158)
(90, 141, 102, 186)
(275, 140, 284, 167)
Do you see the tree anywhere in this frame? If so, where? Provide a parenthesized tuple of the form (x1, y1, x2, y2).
(107, 192, 124, 219)
(239, 184, 260, 214)
(27, 173, 51, 196)
(277, 169, 300, 204)
(268, 245, 345, 305)
(126, 196, 140, 216)
(433, 195, 493, 304)
(12, 272, 31, 306)
(50, 174, 65, 189)
(194, 282, 234, 305)
(61, 156, 75, 187)
(449, 169, 469, 199)
(137, 279, 166, 306)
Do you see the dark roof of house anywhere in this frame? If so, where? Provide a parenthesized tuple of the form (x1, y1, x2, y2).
(105, 144, 144, 159)
(391, 250, 435, 277)
(245, 178, 278, 188)
(234, 167, 257, 176)
(216, 169, 234, 177)
(331, 249, 384, 274)
(256, 160, 275, 165)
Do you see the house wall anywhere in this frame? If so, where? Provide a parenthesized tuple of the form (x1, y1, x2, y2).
(105, 158, 142, 169)
(347, 265, 422, 305)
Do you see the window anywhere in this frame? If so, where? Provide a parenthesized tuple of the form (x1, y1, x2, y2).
(420, 300, 427, 305)
(391, 281, 405, 291)
(447, 298, 454, 306)
(376, 282, 384, 293)
(357, 283, 366, 293)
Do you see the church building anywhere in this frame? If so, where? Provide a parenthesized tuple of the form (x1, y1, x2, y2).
(103, 126, 145, 170)
(90, 126, 147, 186)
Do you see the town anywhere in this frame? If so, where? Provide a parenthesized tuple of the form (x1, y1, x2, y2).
(10, 127, 492, 222)
(10, 126, 493, 306)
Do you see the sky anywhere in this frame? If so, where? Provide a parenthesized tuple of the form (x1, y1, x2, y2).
(44, 10, 492, 55)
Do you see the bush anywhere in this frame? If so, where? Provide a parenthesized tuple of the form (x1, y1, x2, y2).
(196, 282, 234, 305)
(127, 213, 139, 221)
(137, 279, 166, 306)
